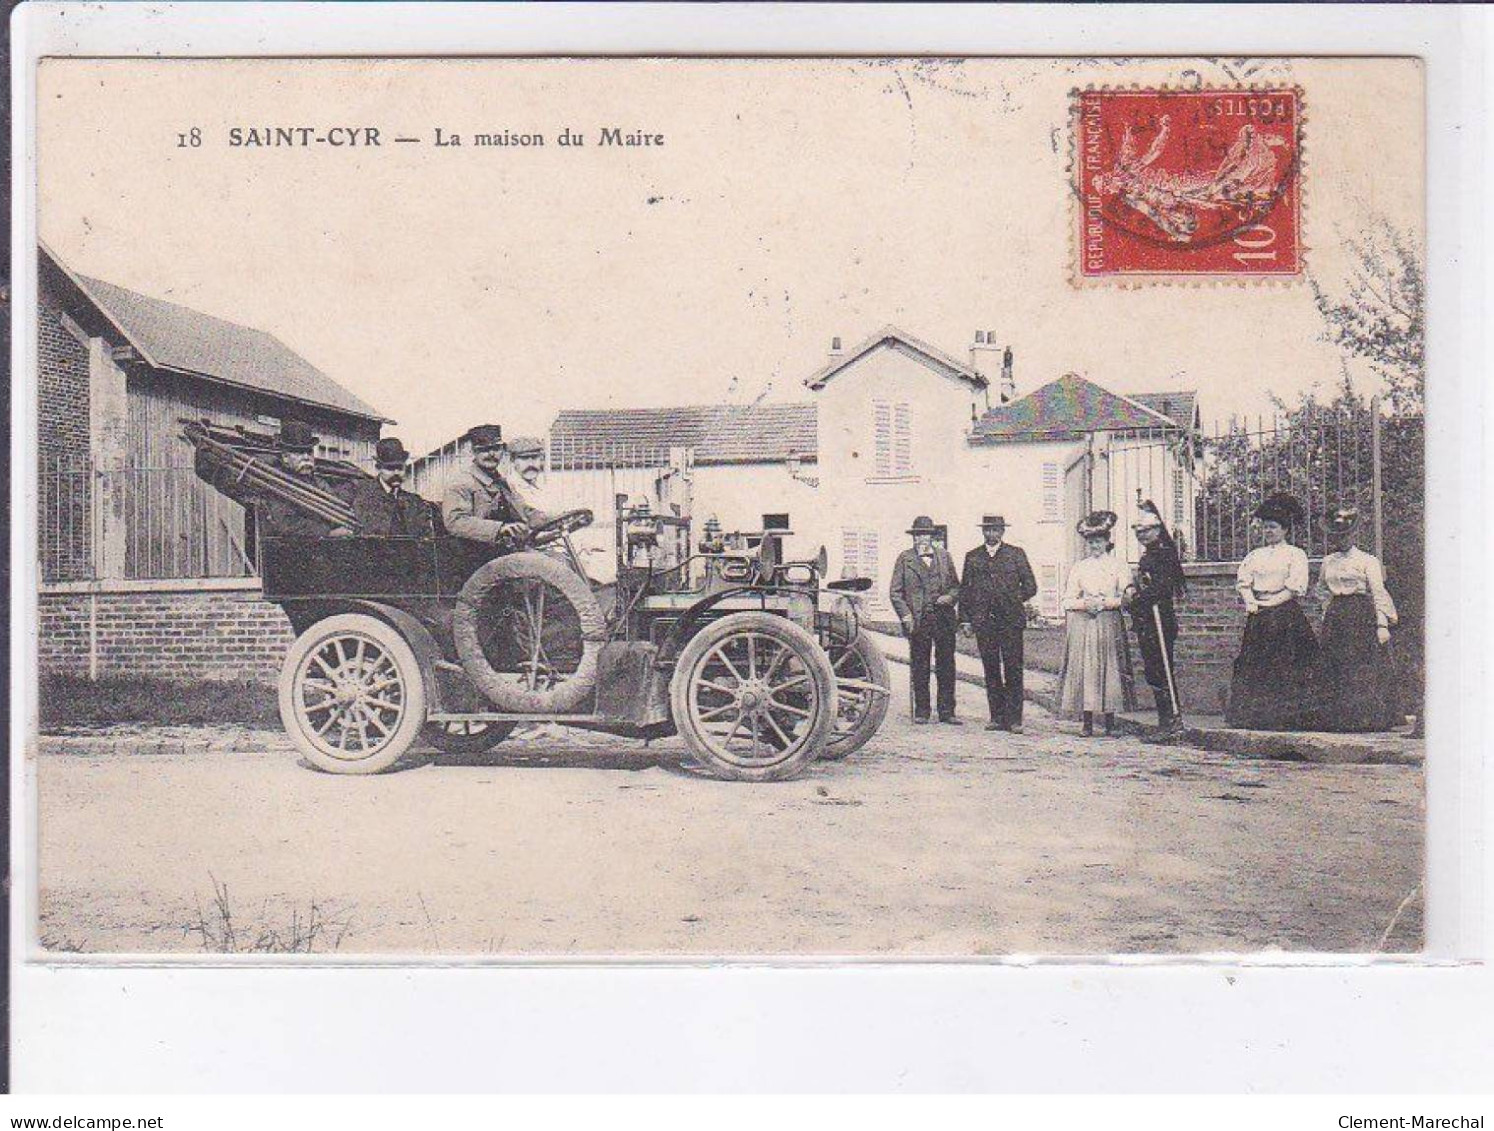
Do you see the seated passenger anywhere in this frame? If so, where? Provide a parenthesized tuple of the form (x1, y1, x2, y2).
(346, 437, 435, 537)
(194, 418, 350, 539)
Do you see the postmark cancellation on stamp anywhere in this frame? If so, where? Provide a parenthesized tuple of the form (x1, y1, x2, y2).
(1074, 87, 1303, 282)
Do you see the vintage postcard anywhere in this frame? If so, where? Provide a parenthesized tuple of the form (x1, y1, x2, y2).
(29, 56, 1425, 958)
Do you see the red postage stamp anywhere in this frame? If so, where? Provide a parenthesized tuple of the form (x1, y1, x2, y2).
(1074, 87, 1303, 282)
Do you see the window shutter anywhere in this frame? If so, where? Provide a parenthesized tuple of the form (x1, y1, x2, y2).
(1172, 467, 1186, 526)
(1039, 563, 1060, 617)
(873, 401, 892, 477)
(1041, 462, 1060, 522)
(840, 528, 860, 578)
(893, 402, 913, 475)
(863, 531, 881, 605)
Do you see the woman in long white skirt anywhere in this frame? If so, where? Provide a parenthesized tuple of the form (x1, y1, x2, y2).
(1057, 511, 1137, 736)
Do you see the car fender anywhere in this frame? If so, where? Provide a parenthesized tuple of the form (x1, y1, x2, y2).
(343, 599, 447, 714)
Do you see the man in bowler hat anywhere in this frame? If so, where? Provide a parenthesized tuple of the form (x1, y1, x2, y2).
(194, 417, 345, 539)
(959, 515, 1038, 732)
(346, 437, 435, 537)
(889, 515, 963, 724)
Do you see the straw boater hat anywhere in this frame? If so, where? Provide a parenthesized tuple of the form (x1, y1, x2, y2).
(979, 514, 1008, 530)
(1132, 500, 1164, 531)
(1255, 492, 1305, 526)
(278, 419, 319, 453)
(1326, 505, 1361, 534)
(374, 438, 411, 469)
(1076, 510, 1118, 538)
(462, 424, 505, 452)
(907, 515, 939, 536)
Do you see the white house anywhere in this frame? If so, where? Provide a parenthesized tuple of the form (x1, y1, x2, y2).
(799, 326, 1199, 617)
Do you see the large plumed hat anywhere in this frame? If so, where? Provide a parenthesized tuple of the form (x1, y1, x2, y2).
(462, 424, 506, 452)
(1255, 492, 1305, 526)
(1076, 510, 1118, 538)
(278, 419, 319, 453)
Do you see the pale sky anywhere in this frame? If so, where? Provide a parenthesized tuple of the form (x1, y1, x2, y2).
(39, 57, 1423, 455)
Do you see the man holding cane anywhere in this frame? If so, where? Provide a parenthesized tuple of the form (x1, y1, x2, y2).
(1128, 500, 1187, 741)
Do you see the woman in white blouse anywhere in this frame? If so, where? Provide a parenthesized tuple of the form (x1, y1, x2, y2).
(1225, 492, 1322, 730)
(1316, 506, 1400, 731)
(1057, 511, 1136, 736)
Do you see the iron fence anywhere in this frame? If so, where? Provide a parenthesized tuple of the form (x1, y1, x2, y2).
(1193, 401, 1381, 562)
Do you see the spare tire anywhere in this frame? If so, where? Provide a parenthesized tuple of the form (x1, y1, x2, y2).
(453, 550, 605, 713)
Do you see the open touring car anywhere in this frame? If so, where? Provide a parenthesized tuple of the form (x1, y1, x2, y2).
(187, 420, 891, 782)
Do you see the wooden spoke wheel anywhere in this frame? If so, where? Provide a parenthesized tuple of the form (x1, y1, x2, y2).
(421, 719, 518, 754)
(669, 611, 836, 782)
(822, 633, 892, 760)
(279, 613, 427, 774)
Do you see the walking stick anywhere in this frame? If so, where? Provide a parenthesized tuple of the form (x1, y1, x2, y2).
(1152, 603, 1183, 725)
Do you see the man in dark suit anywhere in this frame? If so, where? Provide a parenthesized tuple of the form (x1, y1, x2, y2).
(889, 515, 962, 725)
(345, 437, 435, 537)
(959, 514, 1038, 732)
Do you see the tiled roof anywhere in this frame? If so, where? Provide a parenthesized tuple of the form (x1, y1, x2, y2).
(550, 403, 817, 466)
(804, 325, 987, 390)
(46, 247, 386, 422)
(970, 373, 1179, 444)
(1129, 390, 1200, 431)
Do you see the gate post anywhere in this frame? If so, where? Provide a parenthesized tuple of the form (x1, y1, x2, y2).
(1370, 394, 1384, 560)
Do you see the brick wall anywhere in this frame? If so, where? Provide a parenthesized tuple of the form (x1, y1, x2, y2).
(39, 585, 296, 681)
(38, 282, 91, 467)
(1175, 562, 1325, 715)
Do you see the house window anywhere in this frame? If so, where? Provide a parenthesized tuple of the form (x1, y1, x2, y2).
(841, 528, 883, 606)
(1038, 563, 1061, 618)
(872, 399, 913, 478)
(1041, 461, 1061, 522)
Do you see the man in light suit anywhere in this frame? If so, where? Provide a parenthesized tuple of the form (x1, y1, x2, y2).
(889, 515, 962, 725)
(959, 514, 1039, 733)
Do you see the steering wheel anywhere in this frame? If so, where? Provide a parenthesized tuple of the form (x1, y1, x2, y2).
(528, 508, 594, 547)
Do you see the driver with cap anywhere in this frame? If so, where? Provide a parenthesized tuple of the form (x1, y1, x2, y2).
(441, 424, 551, 549)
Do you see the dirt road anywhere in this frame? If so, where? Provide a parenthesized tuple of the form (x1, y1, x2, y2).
(36, 681, 1424, 956)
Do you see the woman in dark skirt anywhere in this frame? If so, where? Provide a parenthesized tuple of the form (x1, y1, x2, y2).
(1225, 493, 1321, 731)
(1316, 506, 1400, 731)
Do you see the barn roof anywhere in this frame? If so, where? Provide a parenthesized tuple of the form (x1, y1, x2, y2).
(550, 403, 817, 466)
(803, 325, 987, 391)
(970, 373, 1182, 444)
(42, 245, 388, 423)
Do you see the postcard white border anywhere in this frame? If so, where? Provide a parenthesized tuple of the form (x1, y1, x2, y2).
(9, 1, 1491, 1091)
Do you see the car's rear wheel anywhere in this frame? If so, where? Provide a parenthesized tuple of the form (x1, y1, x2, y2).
(422, 719, 517, 754)
(279, 613, 427, 774)
(669, 611, 836, 782)
(822, 633, 892, 759)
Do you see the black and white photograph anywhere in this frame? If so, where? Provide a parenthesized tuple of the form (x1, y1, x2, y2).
(25, 54, 1428, 958)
